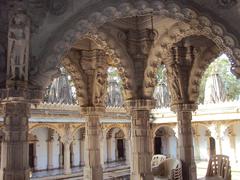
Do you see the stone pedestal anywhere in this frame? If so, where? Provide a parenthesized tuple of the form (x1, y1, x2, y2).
(125, 100, 154, 180)
(64, 142, 71, 175)
(0, 102, 30, 180)
(82, 107, 103, 180)
(172, 104, 197, 180)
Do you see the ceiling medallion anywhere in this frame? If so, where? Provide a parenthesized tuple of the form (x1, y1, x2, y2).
(217, 0, 237, 8)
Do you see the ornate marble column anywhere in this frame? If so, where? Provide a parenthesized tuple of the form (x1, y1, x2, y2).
(59, 141, 63, 169)
(70, 142, 74, 167)
(83, 107, 103, 180)
(193, 127, 200, 161)
(125, 99, 154, 180)
(63, 142, 71, 174)
(125, 135, 130, 165)
(80, 135, 85, 166)
(171, 104, 197, 180)
(107, 136, 112, 162)
(165, 42, 200, 180)
(47, 130, 54, 170)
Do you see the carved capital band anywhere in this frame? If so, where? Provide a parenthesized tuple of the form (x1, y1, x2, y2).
(125, 99, 156, 111)
(80, 106, 105, 116)
(171, 103, 198, 112)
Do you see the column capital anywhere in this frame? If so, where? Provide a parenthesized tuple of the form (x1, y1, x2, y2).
(80, 106, 105, 116)
(125, 99, 156, 111)
(171, 103, 197, 112)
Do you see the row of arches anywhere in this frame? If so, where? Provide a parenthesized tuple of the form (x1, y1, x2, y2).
(27, 126, 128, 171)
(0, 122, 233, 172)
(153, 123, 240, 163)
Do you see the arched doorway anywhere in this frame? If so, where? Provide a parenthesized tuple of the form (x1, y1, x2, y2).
(28, 133, 38, 171)
(154, 126, 177, 158)
(106, 127, 126, 163)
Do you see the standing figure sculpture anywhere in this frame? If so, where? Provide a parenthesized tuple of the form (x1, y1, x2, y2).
(167, 63, 182, 102)
(7, 11, 30, 81)
(94, 65, 107, 106)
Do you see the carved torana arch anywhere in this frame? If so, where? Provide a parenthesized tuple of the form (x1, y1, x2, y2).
(34, 1, 240, 103)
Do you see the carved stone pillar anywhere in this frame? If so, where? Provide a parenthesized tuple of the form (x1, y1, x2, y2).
(0, 102, 30, 180)
(59, 141, 63, 169)
(47, 130, 54, 170)
(172, 104, 197, 180)
(82, 107, 103, 180)
(125, 135, 130, 165)
(100, 131, 106, 168)
(80, 138, 85, 166)
(125, 99, 154, 180)
(107, 137, 112, 162)
(193, 127, 200, 161)
(63, 142, 71, 175)
(70, 143, 74, 167)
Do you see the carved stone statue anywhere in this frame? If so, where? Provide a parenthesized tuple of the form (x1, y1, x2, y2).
(106, 78, 123, 107)
(153, 82, 170, 108)
(7, 11, 30, 81)
(94, 64, 107, 106)
(47, 68, 74, 104)
(204, 73, 226, 104)
(166, 63, 182, 102)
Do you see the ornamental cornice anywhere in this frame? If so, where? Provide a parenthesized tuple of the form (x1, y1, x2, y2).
(33, 102, 80, 111)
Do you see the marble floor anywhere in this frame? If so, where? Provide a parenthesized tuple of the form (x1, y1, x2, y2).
(31, 162, 130, 180)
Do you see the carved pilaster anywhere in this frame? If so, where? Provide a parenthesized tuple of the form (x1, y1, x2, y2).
(47, 129, 54, 170)
(82, 106, 104, 180)
(61, 124, 73, 175)
(125, 99, 155, 180)
(0, 102, 30, 180)
(171, 103, 197, 180)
